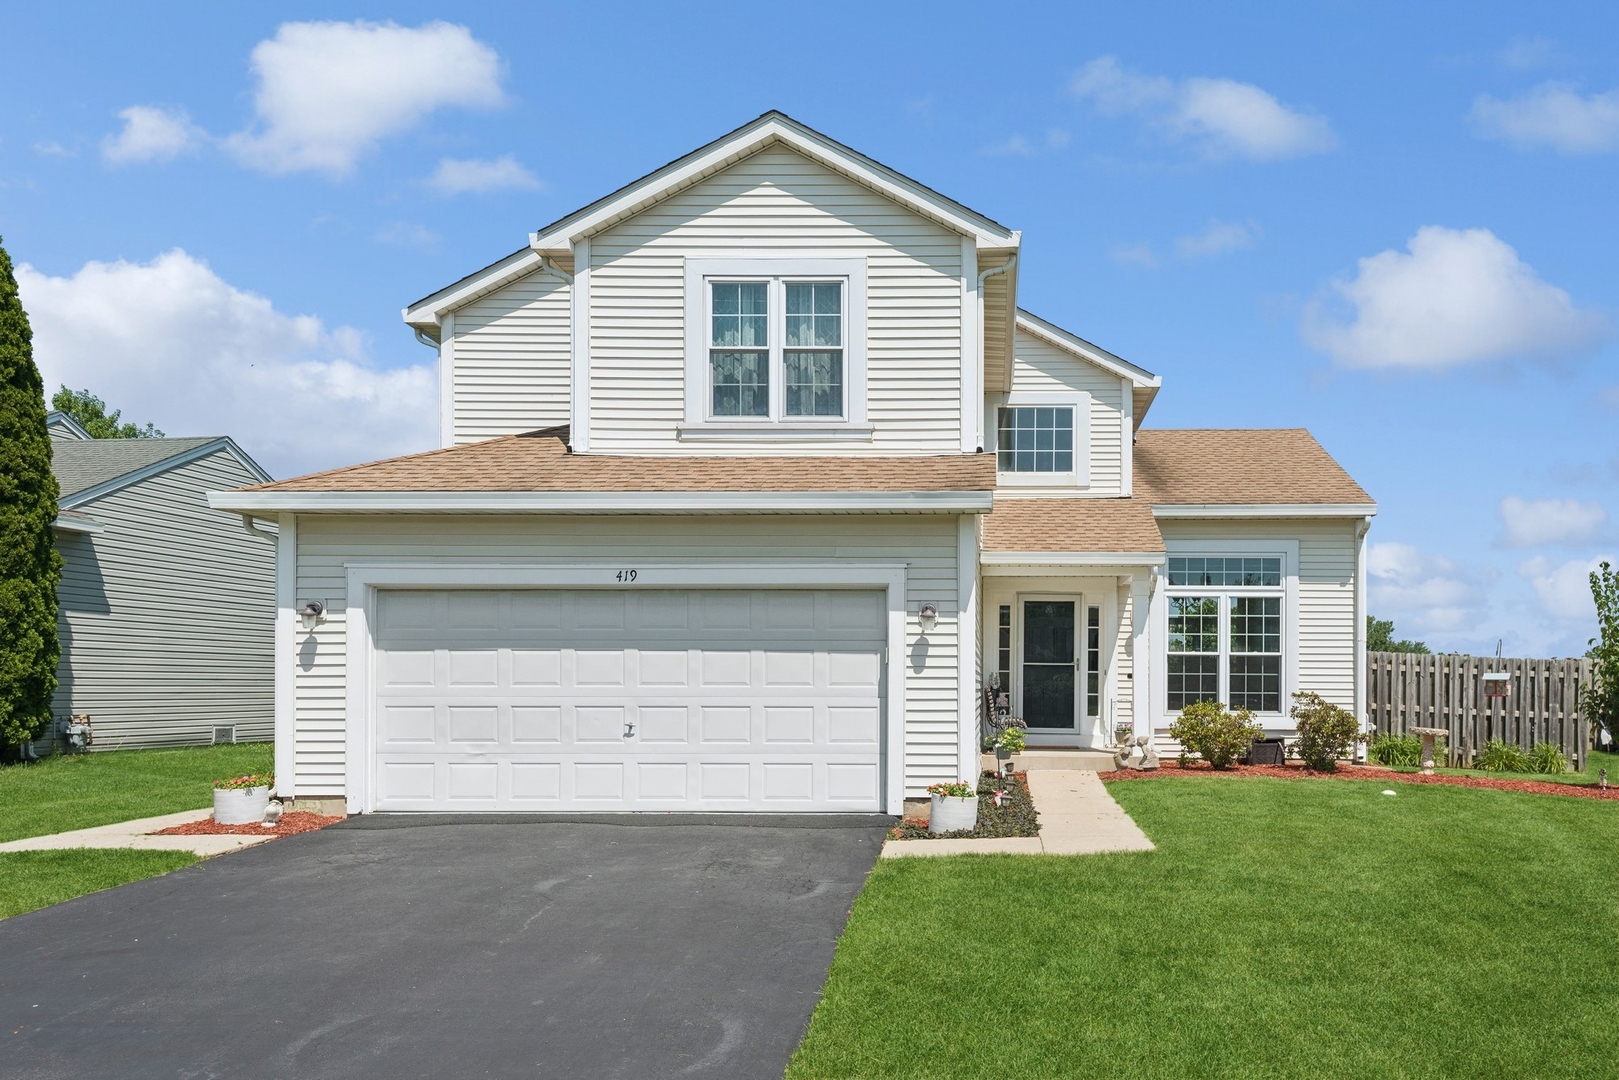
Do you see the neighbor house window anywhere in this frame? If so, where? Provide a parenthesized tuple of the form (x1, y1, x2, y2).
(1165, 556, 1285, 714)
(997, 407, 1074, 473)
(704, 277, 847, 421)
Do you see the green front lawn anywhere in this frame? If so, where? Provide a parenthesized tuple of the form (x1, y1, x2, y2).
(0, 742, 272, 843)
(0, 850, 197, 918)
(1380, 747, 1619, 787)
(789, 776, 1619, 1079)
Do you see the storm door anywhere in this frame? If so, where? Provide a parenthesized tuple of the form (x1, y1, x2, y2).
(1021, 599, 1076, 730)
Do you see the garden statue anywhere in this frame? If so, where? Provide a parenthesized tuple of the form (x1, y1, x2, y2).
(1410, 727, 1449, 775)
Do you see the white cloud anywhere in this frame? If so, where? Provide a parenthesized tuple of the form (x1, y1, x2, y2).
(101, 106, 205, 165)
(1175, 220, 1256, 260)
(1070, 56, 1337, 160)
(34, 140, 74, 158)
(1109, 243, 1158, 269)
(225, 20, 504, 177)
(1302, 226, 1608, 369)
(1498, 496, 1608, 548)
(373, 221, 440, 249)
(17, 250, 434, 478)
(1520, 555, 1610, 623)
(1471, 83, 1619, 154)
(1367, 541, 1491, 634)
(427, 155, 542, 195)
(1499, 37, 1557, 71)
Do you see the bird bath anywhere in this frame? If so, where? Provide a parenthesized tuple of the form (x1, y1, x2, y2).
(1410, 727, 1449, 775)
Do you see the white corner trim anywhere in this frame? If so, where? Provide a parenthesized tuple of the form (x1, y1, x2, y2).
(960, 238, 980, 455)
(438, 312, 455, 449)
(1151, 503, 1379, 519)
(1119, 376, 1134, 498)
(569, 238, 591, 453)
(274, 513, 297, 799)
(957, 515, 979, 783)
(209, 490, 995, 514)
(681, 256, 868, 431)
(340, 559, 912, 815)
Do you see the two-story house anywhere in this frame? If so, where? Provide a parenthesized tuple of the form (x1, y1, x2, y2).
(212, 113, 1374, 816)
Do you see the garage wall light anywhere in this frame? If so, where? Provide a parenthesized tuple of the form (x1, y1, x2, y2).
(299, 600, 326, 630)
(918, 602, 938, 633)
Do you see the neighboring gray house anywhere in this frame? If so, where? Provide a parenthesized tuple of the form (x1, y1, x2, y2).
(42, 411, 276, 751)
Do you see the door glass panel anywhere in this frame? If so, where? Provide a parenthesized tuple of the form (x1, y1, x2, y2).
(1022, 601, 1075, 729)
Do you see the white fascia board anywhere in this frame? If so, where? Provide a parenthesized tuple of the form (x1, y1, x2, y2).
(1151, 503, 1379, 519)
(402, 248, 544, 329)
(1015, 310, 1160, 388)
(529, 116, 1019, 252)
(979, 551, 1166, 568)
(52, 513, 106, 535)
(208, 490, 996, 515)
(46, 411, 93, 440)
(59, 437, 270, 510)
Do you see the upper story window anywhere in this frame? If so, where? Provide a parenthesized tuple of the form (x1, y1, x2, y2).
(683, 258, 868, 439)
(993, 392, 1090, 487)
(709, 280, 845, 419)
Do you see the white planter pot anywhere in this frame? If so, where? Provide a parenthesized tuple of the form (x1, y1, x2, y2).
(928, 793, 979, 834)
(213, 786, 271, 825)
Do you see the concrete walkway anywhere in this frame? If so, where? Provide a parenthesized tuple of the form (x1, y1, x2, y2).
(0, 809, 273, 857)
(883, 770, 1154, 858)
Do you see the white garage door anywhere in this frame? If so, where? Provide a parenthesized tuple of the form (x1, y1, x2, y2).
(371, 589, 887, 812)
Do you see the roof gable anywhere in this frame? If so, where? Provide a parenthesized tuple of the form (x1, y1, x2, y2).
(55, 437, 273, 508)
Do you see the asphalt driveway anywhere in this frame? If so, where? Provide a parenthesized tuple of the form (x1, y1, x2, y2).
(1, 813, 890, 1079)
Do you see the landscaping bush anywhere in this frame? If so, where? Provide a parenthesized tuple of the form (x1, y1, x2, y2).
(1527, 741, 1568, 775)
(1289, 691, 1361, 770)
(1367, 732, 1447, 768)
(1472, 738, 1529, 772)
(1169, 700, 1261, 769)
(995, 726, 1026, 755)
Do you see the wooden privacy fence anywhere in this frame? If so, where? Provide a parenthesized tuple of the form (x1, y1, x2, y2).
(1367, 652, 1592, 770)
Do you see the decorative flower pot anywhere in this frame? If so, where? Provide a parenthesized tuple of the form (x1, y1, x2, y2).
(928, 793, 979, 834)
(214, 786, 271, 825)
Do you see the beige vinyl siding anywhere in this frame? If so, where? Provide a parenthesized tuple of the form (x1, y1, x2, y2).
(452, 270, 571, 443)
(587, 144, 964, 454)
(47, 450, 275, 750)
(292, 513, 962, 798)
(1007, 327, 1126, 494)
(1157, 518, 1359, 712)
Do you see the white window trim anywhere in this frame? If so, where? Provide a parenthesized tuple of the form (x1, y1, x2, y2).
(994, 391, 1091, 489)
(1151, 539, 1300, 728)
(682, 257, 868, 437)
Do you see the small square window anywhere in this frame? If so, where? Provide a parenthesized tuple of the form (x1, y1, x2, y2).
(997, 407, 1075, 473)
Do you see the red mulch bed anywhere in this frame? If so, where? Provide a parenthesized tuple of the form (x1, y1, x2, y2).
(153, 812, 346, 838)
(1099, 760, 1619, 800)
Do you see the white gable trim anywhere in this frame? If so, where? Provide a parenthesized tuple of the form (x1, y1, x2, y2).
(529, 114, 1020, 253)
(1015, 310, 1160, 388)
(46, 411, 92, 440)
(403, 248, 542, 330)
(62, 438, 273, 511)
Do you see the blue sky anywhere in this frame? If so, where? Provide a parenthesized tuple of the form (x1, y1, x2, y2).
(2, 3, 1616, 657)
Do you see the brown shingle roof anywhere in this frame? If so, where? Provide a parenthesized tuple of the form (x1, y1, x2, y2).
(1133, 429, 1372, 506)
(248, 427, 997, 493)
(982, 496, 1165, 553)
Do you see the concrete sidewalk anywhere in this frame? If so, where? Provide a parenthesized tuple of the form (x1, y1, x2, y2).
(0, 809, 274, 857)
(882, 770, 1154, 858)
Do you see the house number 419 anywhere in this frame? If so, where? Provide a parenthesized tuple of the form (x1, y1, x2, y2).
(615, 569, 639, 583)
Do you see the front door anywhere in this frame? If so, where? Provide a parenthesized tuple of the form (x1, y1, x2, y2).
(1021, 599, 1076, 730)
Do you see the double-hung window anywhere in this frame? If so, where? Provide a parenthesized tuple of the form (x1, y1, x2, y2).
(993, 392, 1090, 487)
(1165, 556, 1285, 715)
(684, 259, 867, 435)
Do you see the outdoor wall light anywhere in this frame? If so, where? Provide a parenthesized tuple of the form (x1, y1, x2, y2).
(299, 600, 326, 630)
(918, 602, 938, 633)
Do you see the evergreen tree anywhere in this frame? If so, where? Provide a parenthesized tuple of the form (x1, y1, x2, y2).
(1587, 562, 1619, 745)
(0, 236, 63, 747)
(50, 386, 163, 439)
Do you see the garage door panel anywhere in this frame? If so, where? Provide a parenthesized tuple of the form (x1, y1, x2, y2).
(372, 589, 884, 813)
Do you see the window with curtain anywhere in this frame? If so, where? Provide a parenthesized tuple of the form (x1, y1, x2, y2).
(708, 278, 845, 421)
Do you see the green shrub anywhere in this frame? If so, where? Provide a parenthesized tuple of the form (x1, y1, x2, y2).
(1367, 732, 1448, 768)
(1289, 691, 1361, 770)
(1472, 738, 1529, 772)
(1527, 742, 1568, 775)
(1169, 700, 1262, 769)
